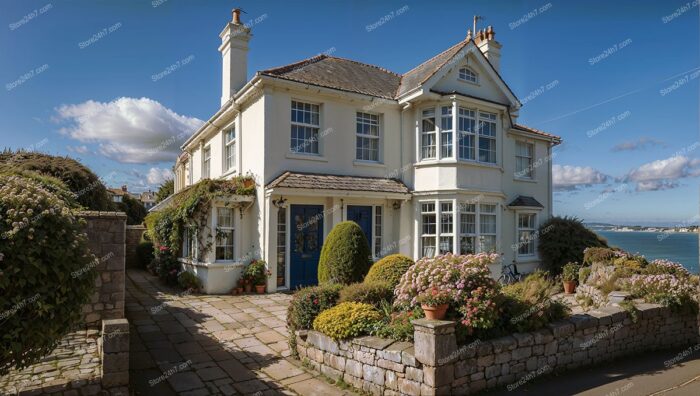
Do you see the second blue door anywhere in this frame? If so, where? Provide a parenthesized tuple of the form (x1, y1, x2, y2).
(347, 205, 372, 248)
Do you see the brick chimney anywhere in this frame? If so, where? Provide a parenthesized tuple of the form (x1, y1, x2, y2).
(121, 185, 128, 192)
(219, 8, 252, 106)
(474, 25, 502, 72)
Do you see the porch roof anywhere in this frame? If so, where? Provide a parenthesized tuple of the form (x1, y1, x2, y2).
(507, 195, 544, 208)
(266, 171, 410, 195)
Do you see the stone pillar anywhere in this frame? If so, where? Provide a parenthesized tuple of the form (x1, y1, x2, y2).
(412, 319, 457, 390)
(101, 319, 129, 388)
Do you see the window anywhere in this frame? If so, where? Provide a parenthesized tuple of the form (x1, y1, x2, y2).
(182, 226, 198, 259)
(202, 146, 211, 179)
(439, 202, 454, 254)
(187, 159, 192, 185)
(515, 141, 534, 179)
(291, 101, 320, 154)
(479, 204, 497, 252)
(459, 67, 477, 83)
(517, 213, 536, 256)
(216, 207, 234, 260)
(478, 112, 497, 163)
(458, 108, 476, 160)
(459, 203, 476, 254)
(224, 127, 236, 172)
(356, 112, 380, 161)
(277, 208, 286, 286)
(374, 206, 382, 257)
(440, 106, 453, 158)
(421, 109, 436, 160)
(420, 202, 436, 257)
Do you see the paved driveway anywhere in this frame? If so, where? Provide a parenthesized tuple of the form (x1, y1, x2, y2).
(126, 270, 352, 395)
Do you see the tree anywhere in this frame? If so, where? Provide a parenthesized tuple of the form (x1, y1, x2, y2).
(155, 179, 174, 203)
(116, 194, 148, 225)
(537, 216, 608, 274)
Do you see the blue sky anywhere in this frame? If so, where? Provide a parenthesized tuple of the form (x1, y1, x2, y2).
(1, 0, 698, 225)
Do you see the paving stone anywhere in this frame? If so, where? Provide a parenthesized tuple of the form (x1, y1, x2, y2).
(262, 359, 305, 381)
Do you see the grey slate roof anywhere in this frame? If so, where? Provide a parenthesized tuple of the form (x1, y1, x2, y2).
(508, 195, 544, 208)
(267, 171, 410, 194)
(397, 40, 470, 97)
(261, 55, 401, 100)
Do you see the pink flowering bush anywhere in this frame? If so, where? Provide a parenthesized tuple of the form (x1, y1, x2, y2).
(643, 259, 691, 278)
(394, 253, 501, 332)
(623, 273, 698, 310)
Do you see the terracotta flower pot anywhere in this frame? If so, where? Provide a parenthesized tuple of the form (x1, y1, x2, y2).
(243, 179, 255, 188)
(563, 280, 577, 294)
(244, 283, 253, 293)
(421, 303, 448, 320)
(255, 285, 266, 294)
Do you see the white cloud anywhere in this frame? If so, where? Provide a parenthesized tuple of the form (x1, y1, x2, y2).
(147, 167, 173, 185)
(611, 137, 666, 152)
(67, 145, 89, 154)
(55, 97, 203, 164)
(553, 164, 609, 191)
(625, 155, 700, 191)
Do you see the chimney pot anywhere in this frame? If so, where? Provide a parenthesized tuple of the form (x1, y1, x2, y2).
(232, 8, 241, 24)
(121, 185, 127, 192)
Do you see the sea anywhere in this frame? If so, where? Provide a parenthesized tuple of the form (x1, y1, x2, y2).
(596, 231, 699, 274)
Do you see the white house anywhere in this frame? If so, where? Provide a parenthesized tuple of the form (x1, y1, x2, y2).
(163, 9, 561, 294)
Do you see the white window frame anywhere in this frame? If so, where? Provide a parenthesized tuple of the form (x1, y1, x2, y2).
(420, 108, 437, 160)
(440, 106, 453, 158)
(478, 203, 498, 253)
(458, 107, 476, 161)
(515, 141, 534, 179)
(458, 67, 478, 84)
(459, 202, 477, 255)
(182, 225, 198, 260)
(516, 212, 537, 258)
(215, 206, 235, 261)
(223, 126, 236, 173)
(420, 202, 437, 257)
(477, 112, 497, 164)
(202, 146, 211, 179)
(356, 112, 381, 162)
(187, 159, 192, 186)
(438, 201, 454, 254)
(276, 207, 287, 287)
(290, 100, 321, 155)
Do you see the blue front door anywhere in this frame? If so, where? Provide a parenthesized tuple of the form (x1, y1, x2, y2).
(347, 205, 372, 248)
(290, 205, 324, 289)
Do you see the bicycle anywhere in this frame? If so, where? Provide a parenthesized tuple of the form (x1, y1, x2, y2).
(498, 260, 523, 285)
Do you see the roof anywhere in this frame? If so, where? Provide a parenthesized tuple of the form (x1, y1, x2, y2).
(513, 124, 562, 143)
(267, 171, 410, 194)
(261, 55, 401, 100)
(397, 40, 470, 97)
(107, 188, 127, 196)
(508, 195, 544, 208)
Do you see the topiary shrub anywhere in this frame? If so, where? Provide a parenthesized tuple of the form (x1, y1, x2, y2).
(537, 216, 608, 275)
(317, 221, 371, 285)
(364, 254, 414, 289)
(338, 281, 394, 308)
(0, 175, 97, 375)
(313, 302, 381, 340)
(0, 151, 113, 210)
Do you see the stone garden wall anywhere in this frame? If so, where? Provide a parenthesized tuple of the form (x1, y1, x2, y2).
(79, 211, 126, 327)
(296, 304, 700, 395)
(125, 224, 146, 268)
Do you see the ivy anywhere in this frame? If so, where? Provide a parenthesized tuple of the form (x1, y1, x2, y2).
(144, 176, 255, 260)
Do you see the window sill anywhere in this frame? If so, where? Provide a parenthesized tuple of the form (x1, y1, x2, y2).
(516, 256, 540, 264)
(415, 159, 503, 172)
(353, 160, 385, 168)
(286, 152, 328, 162)
(513, 177, 537, 183)
(221, 169, 238, 179)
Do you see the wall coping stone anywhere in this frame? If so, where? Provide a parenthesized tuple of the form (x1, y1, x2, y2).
(569, 314, 598, 330)
(78, 211, 127, 218)
(352, 336, 395, 350)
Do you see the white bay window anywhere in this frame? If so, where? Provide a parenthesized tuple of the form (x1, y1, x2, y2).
(420, 109, 436, 160)
(517, 212, 537, 257)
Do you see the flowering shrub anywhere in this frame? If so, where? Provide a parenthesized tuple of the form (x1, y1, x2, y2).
(643, 259, 690, 278)
(372, 307, 423, 342)
(287, 283, 343, 331)
(623, 274, 697, 309)
(0, 175, 96, 375)
(313, 302, 381, 340)
(394, 253, 501, 307)
(416, 287, 451, 306)
(177, 271, 202, 292)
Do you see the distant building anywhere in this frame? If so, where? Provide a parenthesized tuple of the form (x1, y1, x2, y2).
(140, 190, 156, 210)
(107, 185, 129, 203)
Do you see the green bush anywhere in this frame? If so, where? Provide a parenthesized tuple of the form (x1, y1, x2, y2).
(115, 194, 147, 225)
(0, 175, 97, 375)
(0, 151, 113, 210)
(583, 247, 617, 265)
(339, 281, 394, 308)
(537, 216, 608, 274)
(156, 179, 174, 203)
(313, 302, 381, 340)
(373, 303, 423, 342)
(562, 262, 580, 282)
(287, 283, 343, 331)
(364, 254, 414, 288)
(177, 271, 202, 292)
(318, 221, 372, 285)
(244, 259, 269, 285)
(135, 240, 154, 269)
(153, 247, 180, 285)
(500, 271, 569, 333)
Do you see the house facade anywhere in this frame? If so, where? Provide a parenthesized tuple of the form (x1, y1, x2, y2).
(166, 9, 561, 294)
